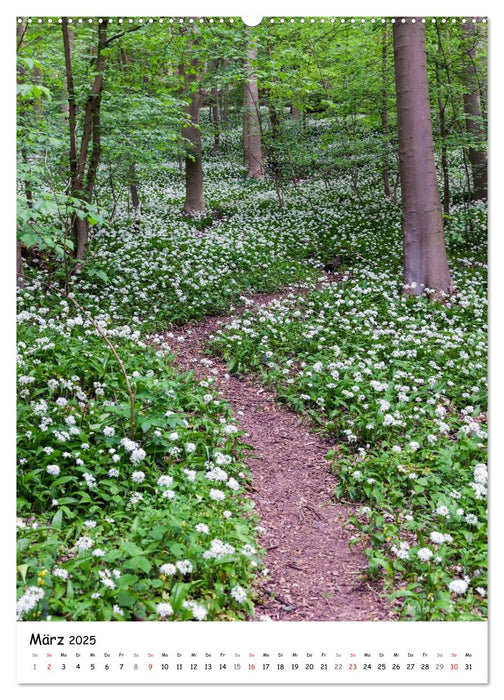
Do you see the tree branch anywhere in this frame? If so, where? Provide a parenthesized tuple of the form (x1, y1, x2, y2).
(104, 24, 143, 47)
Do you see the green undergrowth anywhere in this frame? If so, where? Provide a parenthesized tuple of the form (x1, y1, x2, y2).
(17, 133, 487, 622)
(17, 287, 261, 621)
(211, 257, 487, 621)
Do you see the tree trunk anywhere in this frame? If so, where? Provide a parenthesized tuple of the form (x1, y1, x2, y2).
(129, 163, 141, 211)
(269, 101, 281, 136)
(61, 24, 73, 115)
(74, 218, 89, 263)
(461, 21, 487, 201)
(212, 87, 220, 154)
(435, 58, 450, 218)
(128, 162, 141, 230)
(291, 105, 301, 120)
(181, 58, 205, 215)
(62, 18, 107, 262)
(393, 19, 453, 297)
(62, 18, 77, 190)
(17, 240, 24, 288)
(16, 19, 27, 288)
(243, 32, 264, 179)
(381, 24, 392, 200)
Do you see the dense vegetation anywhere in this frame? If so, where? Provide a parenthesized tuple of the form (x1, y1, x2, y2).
(16, 17, 487, 622)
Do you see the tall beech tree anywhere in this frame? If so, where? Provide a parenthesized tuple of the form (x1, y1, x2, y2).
(181, 49, 205, 215)
(243, 30, 264, 179)
(461, 20, 487, 201)
(393, 18, 454, 297)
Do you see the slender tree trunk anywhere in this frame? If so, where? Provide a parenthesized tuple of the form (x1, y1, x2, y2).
(128, 163, 140, 211)
(181, 57, 205, 215)
(291, 105, 301, 120)
(435, 59, 451, 218)
(62, 18, 77, 190)
(16, 19, 27, 288)
(128, 162, 141, 230)
(243, 32, 264, 179)
(381, 24, 392, 200)
(221, 87, 229, 123)
(269, 101, 281, 136)
(17, 240, 24, 288)
(393, 19, 453, 297)
(461, 21, 487, 201)
(62, 18, 107, 262)
(436, 24, 474, 210)
(61, 24, 73, 115)
(212, 87, 220, 154)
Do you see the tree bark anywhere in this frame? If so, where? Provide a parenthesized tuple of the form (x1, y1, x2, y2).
(243, 32, 264, 179)
(62, 18, 77, 189)
(291, 105, 301, 120)
(381, 23, 392, 200)
(461, 21, 487, 201)
(393, 19, 453, 297)
(62, 19, 107, 262)
(128, 163, 141, 211)
(61, 24, 73, 115)
(181, 57, 205, 215)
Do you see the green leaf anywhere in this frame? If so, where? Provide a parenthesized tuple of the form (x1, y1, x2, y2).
(66, 580, 74, 600)
(51, 510, 64, 530)
(122, 541, 143, 557)
(17, 564, 29, 583)
(117, 588, 137, 607)
(124, 556, 151, 574)
(169, 581, 191, 612)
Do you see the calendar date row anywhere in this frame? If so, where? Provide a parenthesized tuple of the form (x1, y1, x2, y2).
(36, 661, 473, 672)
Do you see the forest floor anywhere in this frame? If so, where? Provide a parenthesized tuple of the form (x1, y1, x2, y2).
(17, 152, 487, 622)
(171, 283, 394, 621)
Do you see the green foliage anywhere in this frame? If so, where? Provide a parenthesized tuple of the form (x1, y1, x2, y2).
(212, 231, 487, 620)
(17, 288, 261, 621)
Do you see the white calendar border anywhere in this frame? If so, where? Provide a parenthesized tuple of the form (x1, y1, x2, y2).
(4, 0, 502, 696)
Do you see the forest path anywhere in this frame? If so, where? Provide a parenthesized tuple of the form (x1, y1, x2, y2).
(169, 284, 394, 621)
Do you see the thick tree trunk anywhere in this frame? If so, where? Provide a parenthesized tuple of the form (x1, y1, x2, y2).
(381, 24, 392, 200)
(181, 58, 205, 215)
(393, 19, 453, 297)
(243, 33, 264, 179)
(461, 21, 487, 201)
(73, 218, 89, 263)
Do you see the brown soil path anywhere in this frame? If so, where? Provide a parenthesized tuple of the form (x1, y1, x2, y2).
(169, 285, 394, 621)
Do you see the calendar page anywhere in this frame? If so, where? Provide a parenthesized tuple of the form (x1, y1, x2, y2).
(13, 0, 491, 690)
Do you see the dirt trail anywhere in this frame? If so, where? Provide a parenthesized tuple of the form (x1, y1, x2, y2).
(170, 286, 394, 621)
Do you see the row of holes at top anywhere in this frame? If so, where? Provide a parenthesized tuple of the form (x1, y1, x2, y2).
(18, 17, 487, 25)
